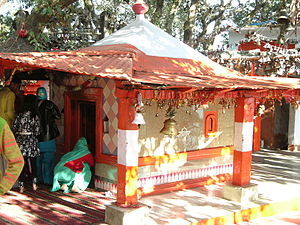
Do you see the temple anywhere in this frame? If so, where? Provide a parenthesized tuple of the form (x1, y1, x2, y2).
(1, 1, 300, 224)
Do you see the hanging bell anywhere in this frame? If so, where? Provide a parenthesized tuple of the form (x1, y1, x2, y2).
(277, 10, 290, 25)
(160, 118, 178, 136)
(132, 112, 146, 125)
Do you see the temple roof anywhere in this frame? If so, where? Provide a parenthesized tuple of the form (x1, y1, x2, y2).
(90, 14, 204, 60)
(0, 1, 300, 91)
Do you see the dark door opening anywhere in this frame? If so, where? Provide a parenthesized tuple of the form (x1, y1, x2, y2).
(69, 100, 96, 154)
(78, 101, 96, 156)
(70, 100, 96, 188)
(65, 88, 103, 190)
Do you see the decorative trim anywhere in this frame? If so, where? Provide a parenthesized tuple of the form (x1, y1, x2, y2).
(139, 173, 232, 197)
(115, 87, 300, 101)
(95, 164, 232, 196)
(95, 176, 117, 193)
(137, 164, 233, 187)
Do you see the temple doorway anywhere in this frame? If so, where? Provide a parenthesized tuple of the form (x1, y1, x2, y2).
(64, 88, 103, 187)
(69, 100, 96, 156)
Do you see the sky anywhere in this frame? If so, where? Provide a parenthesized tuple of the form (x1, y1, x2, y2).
(0, 1, 17, 15)
(0, 0, 30, 15)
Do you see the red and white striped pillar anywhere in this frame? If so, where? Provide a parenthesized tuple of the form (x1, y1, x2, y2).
(233, 97, 255, 186)
(116, 90, 139, 206)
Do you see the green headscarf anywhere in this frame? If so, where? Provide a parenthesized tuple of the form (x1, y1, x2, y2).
(51, 137, 93, 193)
(36, 87, 47, 100)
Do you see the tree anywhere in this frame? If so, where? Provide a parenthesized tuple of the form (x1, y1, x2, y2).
(0, 0, 135, 52)
(0, 0, 295, 53)
(231, 0, 290, 27)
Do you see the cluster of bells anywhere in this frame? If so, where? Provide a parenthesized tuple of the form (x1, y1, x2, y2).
(218, 55, 300, 77)
(210, 10, 300, 77)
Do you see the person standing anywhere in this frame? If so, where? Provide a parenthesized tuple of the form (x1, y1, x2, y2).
(0, 77, 22, 127)
(0, 117, 24, 195)
(36, 87, 61, 186)
(12, 94, 40, 193)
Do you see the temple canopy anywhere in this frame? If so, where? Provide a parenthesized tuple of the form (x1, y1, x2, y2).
(0, 1, 300, 90)
(91, 14, 206, 60)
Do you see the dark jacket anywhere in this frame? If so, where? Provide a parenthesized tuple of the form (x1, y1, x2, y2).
(38, 100, 61, 142)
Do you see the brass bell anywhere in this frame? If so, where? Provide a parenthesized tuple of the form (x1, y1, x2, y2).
(277, 10, 290, 25)
(160, 118, 178, 136)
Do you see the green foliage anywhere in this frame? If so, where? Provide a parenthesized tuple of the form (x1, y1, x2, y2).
(0, 15, 14, 43)
(0, 0, 296, 52)
(27, 31, 48, 51)
(232, 0, 291, 27)
(40, 7, 53, 15)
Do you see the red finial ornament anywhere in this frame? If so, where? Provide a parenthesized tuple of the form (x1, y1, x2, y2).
(17, 22, 28, 38)
(132, 0, 149, 15)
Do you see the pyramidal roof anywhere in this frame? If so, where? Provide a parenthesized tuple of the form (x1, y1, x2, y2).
(92, 1, 206, 61)
(0, 1, 300, 90)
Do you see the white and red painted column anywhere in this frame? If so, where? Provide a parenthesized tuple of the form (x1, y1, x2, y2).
(116, 90, 139, 206)
(288, 102, 300, 151)
(233, 97, 255, 186)
(253, 115, 261, 152)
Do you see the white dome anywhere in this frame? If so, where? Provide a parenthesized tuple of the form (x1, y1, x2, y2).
(93, 15, 207, 61)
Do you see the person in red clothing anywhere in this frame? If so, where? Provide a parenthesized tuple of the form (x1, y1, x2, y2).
(51, 137, 94, 193)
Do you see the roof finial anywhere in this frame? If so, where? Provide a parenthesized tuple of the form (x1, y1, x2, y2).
(132, 0, 149, 15)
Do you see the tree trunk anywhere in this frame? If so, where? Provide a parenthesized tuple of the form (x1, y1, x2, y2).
(164, 0, 182, 34)
(183, 0, 200, 46)
(151, 0, 164, 25)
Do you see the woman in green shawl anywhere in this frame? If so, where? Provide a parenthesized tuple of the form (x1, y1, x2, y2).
(51, 137, 94, 193)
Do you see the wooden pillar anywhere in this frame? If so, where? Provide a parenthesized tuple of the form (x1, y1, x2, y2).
(252, 116, 261, 152)
(0, 62, 4, 79)
(288, 101, 300, 151)
(250, 61, 255, 76)
(116, 93, 139, 206)
(233, 97, 255, 187)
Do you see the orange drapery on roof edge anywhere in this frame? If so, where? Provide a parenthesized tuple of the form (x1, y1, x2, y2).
(0, 44, 300, 90)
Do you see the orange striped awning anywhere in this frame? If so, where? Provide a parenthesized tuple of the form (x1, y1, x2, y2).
(1, 44, 300, 90)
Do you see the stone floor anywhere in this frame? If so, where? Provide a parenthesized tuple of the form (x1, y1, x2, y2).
(138, 148, 300, 225)
(2, 148, 300, 225)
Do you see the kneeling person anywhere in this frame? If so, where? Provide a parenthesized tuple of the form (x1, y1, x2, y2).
(51, 137, 94, 193)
